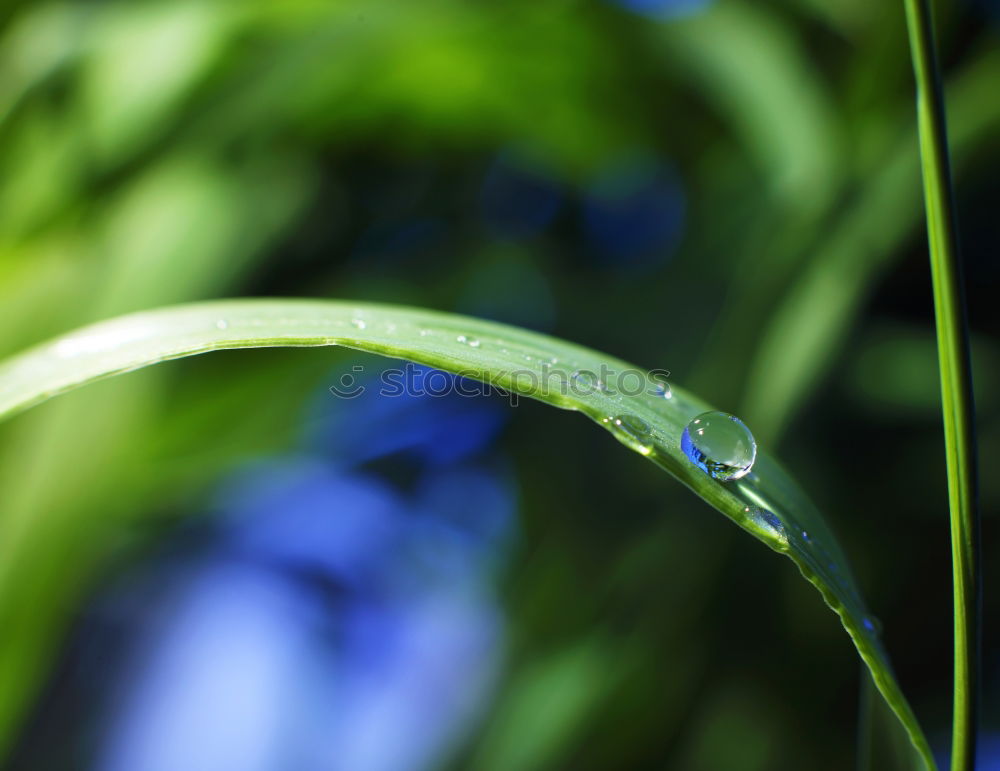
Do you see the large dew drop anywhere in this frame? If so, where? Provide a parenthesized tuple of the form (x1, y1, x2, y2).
(681, 411, 756, 481)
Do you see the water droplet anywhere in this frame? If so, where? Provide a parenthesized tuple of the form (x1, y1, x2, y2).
(215, 319, 228, 330)
(744, 506, 787, 545)
(651, 381, 672, 399)
(862, 616, 883, 635)
(607, 414, 653, 455)
(681, 411, 756, 481)
(351, 318, 367, 330)
(571, 369, 604, 393)
(418, 329, 429, 337)
(456, 335, 481, 348)
(801, 530, 812, 544)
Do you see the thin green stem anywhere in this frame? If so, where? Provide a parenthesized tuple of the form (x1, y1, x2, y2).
(901, 1, 980, 770)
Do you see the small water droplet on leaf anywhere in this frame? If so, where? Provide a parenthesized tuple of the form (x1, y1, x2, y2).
(571, 369, 605, 393)
(744, 506, 787, 546)
(651, 381, 672, 399)
(608, 414, 653, 455)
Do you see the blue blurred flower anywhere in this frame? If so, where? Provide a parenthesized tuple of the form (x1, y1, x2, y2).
(935, 735, 1000, 771)
(582, 154, 685, 270)
(983, 736, 1000, 770)
(480, 151, 563, 240)
(605, 0, 712, 20)
(304, 366, 508, 467)
(351, 218, 448, 266)
(96, 366, 514, 771)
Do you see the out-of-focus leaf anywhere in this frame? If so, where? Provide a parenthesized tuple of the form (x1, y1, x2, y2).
(655, 1, 841, 212)
(472, 640, 614, 771)
(742, 50, 1000, 441)
(0, 152, 313, 757)
(0, 4, 88, 123)
(80, 2, 232, 162)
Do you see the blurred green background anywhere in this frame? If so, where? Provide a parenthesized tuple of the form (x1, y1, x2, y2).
(0, 0, 998, 768)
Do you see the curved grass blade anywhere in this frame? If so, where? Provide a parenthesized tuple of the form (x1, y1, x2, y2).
(0, 299, 936, 769)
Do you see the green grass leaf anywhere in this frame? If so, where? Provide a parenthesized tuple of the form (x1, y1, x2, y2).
(0, 298, 936, 769)
(903, 1, 981, 768)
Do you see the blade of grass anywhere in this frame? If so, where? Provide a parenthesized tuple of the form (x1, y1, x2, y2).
(0, 299, 937, 768)
(901, 1, 980, 769)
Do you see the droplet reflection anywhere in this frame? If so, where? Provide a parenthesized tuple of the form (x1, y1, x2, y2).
(680, 411, 756, 481)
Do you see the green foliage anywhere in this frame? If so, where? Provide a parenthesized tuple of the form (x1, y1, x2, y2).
(1, 0, 998, 766)
(0, 299, 936, 768)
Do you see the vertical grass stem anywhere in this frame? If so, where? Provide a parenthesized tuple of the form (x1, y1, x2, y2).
(901, 1, 980, 768)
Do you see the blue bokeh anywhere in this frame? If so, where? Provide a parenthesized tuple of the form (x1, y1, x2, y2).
(304, 366, 509, 467)
(351, 218, 448, 266)
(480, 151, 563, 240)
(97, 366, 514, 771)
(606, 0, 712, 20)
(934, 735, 1000, 771)
(582, 155, 686, 269)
